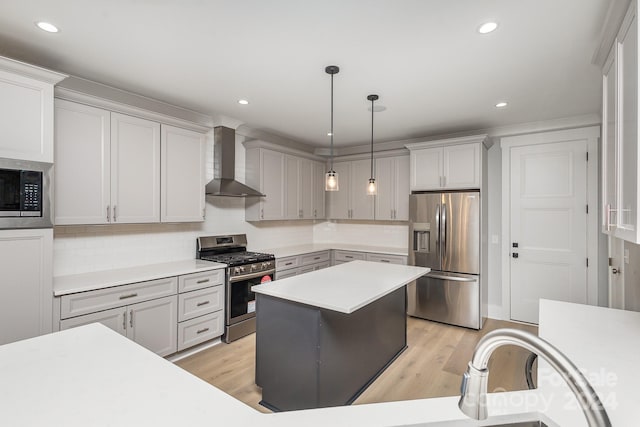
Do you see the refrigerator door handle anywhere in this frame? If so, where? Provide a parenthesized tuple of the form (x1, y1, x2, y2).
(426, 273, 477, 282)
(435, 203, 440, 249)
(441, 203, 447, 259)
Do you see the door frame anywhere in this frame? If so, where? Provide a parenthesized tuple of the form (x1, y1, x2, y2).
(500, 126, 600, 321)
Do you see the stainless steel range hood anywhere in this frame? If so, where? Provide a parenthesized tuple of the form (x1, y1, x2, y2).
(205, 126, 265, 197)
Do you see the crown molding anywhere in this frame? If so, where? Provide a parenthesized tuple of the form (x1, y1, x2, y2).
(0, 55, 67, 84)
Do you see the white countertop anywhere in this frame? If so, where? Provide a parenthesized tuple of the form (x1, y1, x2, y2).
(254, 243, 408, 258)
(1, 299, 637, 426)
(252, 261, 428, 314)
(53, 259, 227, 296)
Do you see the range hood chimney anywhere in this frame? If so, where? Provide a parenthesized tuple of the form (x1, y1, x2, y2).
(205, 126, 265, 197)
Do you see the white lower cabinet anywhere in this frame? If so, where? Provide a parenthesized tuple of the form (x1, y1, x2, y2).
(0, 229, 53, 346)
(275, 251, 331, 279)
(365, 253, 407, 265)
(58, 268, 225, 357)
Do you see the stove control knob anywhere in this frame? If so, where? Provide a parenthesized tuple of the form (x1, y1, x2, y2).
(234, 267, 241, 274)
(251, 264, 257, 272)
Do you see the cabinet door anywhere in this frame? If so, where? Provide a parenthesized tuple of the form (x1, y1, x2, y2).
(0, 229, 53, 345)
(350, 159, 374, 220)
(602, 49, 617, 234)
(127, 295, 177, 357)
(299, 158, 314, 219)
(284, 155, 300, 219)
(110, 112, 161, 223)
(443, 143, 480, 189)
(312, 161, 326, 219)
(615, 11, 638, 241)
(60, 307, 127, 336)
(394, 155, 410, 221)
(328, 161, 351, 219)
(260, 149, 286, 220)
(0, 70, 54, 162)
(54, 100, 111, 225)
(410, 147, 442, 190)
(160, 125, 205, 222)
(375, 157, 394, 221)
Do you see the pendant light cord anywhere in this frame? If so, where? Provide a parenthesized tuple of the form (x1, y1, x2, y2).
(370, 97, 374, 178)
(330, 72, 334, 172)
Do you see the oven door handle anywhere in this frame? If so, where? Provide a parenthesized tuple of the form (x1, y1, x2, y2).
(229, 269, 275, 283)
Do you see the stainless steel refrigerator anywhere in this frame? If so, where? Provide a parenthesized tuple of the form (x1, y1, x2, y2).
(407, 191, 483, 329)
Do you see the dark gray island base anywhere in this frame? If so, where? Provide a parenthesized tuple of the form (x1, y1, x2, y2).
(255, 286, 406, 412)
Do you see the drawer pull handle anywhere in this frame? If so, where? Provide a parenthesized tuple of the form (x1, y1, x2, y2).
(380, 259, 390, 263)
(119, 293, 138, 300)
(314, 257, 321, 260)
(196, 327, 210, 334)
(196, 301, 210, 307)
(345, 256, 353, 259)
(285, 262, 293, 266)
(196, 279, 210, 284)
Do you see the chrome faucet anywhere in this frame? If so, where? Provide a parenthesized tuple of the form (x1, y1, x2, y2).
(458, 328, 611, 427)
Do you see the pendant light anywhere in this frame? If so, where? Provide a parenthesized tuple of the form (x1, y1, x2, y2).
(325, 65, 339, 191)
(366, 94, 379, 196)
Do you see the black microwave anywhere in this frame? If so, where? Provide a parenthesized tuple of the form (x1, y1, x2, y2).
(0, 158, 52, 229)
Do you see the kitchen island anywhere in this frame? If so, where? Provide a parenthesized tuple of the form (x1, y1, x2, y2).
(251, 261, 429, 411)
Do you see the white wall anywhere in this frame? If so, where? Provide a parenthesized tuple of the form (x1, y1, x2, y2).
(486, 144, 503, 318)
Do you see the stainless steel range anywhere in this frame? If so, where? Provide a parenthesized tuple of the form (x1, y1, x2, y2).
(196, 234, 275, 343)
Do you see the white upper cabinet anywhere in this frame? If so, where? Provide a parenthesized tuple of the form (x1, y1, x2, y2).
(0, 56, 66, 162)
(406, 135, 489, 191)
(54, 100, 111, 225)
(327, 159, 374, 220)
(375, 155, 410, 221)
(160, 124, 206, 222)
(602, 1, 640, 242)
(245, 143, 325, 221)
(110, 112, 161, 223)
(55, 99, 205, 225)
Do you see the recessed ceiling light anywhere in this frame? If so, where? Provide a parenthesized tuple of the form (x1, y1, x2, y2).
(495, 101, 508, 108)
(238, 99, 249, 105)
(478, 22, 498, 34)
(36, 21, 59, 33)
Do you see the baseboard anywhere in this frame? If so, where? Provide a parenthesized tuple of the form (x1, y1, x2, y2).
(487, 303, 505, 320)
(166, 337, 222, 363)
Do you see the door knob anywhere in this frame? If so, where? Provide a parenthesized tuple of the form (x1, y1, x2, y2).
(512, 253, 519, 258)
(612, 268, 620, 274)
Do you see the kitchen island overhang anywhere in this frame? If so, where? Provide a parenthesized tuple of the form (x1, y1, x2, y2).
(252, 261, 430, 411)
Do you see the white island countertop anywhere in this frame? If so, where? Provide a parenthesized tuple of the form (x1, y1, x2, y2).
(53, 259, 227, 296)
(1, 300, 638, 426)
(252, 260, 428, 313)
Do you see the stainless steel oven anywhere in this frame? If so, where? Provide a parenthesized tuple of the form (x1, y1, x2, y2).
(197, 234, 275, 343)
(0, 158, 52, 229)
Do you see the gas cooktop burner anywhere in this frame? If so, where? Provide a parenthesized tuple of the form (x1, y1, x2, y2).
(201, 251, 275, 267)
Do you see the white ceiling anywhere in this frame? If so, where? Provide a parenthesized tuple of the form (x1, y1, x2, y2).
(0, 0, 611, 147)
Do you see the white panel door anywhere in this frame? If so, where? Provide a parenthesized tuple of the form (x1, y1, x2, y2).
(443, 143, 480, 189)
(260, 149, 285, 220)
(110, 112, 160, 223)
(410, 147, 442, 190)
(350, 159, 374, 220)
(0, 70, 54, 162)
(328, 161, 351, 219)
(509, 140, 588, 323)
(608, 235, 625, 309)
(284, 155, 300, 219)
(312, 161, 326, 219)
(60, 307, 127, 336)
(601, 48, 617, 234)
(127, 295, 177, 357)
(54, 100, 111, 225)
(160, 124, 205, 222)
(0, 229, 53, 345)
(375, 156, 394, 220)
(395, 155, 410, 221)
(299, 158, 314, 219)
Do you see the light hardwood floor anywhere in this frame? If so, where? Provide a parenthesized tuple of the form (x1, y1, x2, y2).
(175, 317, 537, 413)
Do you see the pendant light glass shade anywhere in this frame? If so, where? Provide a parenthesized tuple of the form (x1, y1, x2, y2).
(366, 94, 379, 196)
(325, 65, 340, 192)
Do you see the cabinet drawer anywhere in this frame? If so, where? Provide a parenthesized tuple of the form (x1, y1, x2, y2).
(365, 253, 407, 265)
(300, 251, 330, 266)
(178, 269, 225, 293)
(177, 311, 224, 351)
(178, 285, 223, 322)
(333, 250, 366, 263)
(276, 255, 299, 271)
(60, 307, 127, 335)
(61, 277, 177, 320)
(275, 269, 297, 280)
